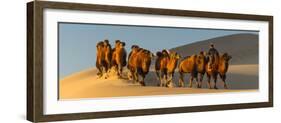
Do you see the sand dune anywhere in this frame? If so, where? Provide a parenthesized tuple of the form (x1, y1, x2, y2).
(170, 33, 258, 65)
(60, 64, 258, 99)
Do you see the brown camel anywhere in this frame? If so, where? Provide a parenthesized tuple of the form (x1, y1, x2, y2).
(155, 50, 181, 87)
(96, 40, 112, 78)
(196, 51, 207, 88)
(218, 53, 232, 89)
(96, 41, 106, 77)
(127, 45, 140, 80)
(178, 55, 198, 87)
(111, 40, 127, 77)
(128, 48, 154, 86)
(103, 40, 112, 72)
(127, 46, 142, 82)
(128, 45, 140, 66)
(205, 52, 220, 89)
(155, 50, 169, 82)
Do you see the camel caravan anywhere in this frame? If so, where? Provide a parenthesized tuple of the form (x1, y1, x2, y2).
(96, 40, 232, 89)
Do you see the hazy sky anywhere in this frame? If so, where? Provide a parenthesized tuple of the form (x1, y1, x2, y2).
(59, 22, 258, 79)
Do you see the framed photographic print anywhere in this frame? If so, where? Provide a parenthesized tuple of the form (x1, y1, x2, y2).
(27, 1, 273, 122)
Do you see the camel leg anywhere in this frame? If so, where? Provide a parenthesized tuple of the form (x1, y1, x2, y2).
(189, 72, 197, 88)
(195, 74, 199, 88)
(128, 70, 132, 80)
(156, 71, 161, 86)
(131, 70, 135, 82)
(130, 70, 135, 83)
(105, 62, 112, 79)
(221, 74, 228, 89)
(160, 70, 167, 87)
(117, 65, 123, 78)
(159, 70, 163, 87)
(133, 71, 139, 83)
(198, 73, 204, 88)
(213, 73, 218, 89)
(104, 65, 108, 79)
(162, 73, 167, 87)
(104, 63, 108, 73)
(112, 65, 117, 75)
(96, 66, 103, 78)
(168, 73, 174, 83)
(156, 70, 160, 80)
(207, 74, 212, 89)
(179, 72, 184, 87)
(140, 74, 146, 86)
(166, 73, 174, 88)
(163, 69, 169, 87)
(166, 74, 170, 87)
(107, 61, 111, 73)
(101, 66, 106, 78)
(189, 75, 194, 88)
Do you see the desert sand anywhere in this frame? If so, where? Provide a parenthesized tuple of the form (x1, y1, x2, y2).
(59, 64, 258, 99)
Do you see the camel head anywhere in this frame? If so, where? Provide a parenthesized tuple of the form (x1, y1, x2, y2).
(197, 51, 207, 65)
(221, 53, 232, 63)
(115, 40, 121, 48)
(161, 49, 170, 57)
(169, 51, 181, 60)
(167, 52, 181, 71)
(96, 41, 104, 49)
(141, 50, 153, 73)
(115, 40, 126, 49)
(121, 42, 126, 47)
(156, 51, 162, 57)
(104, 39, 109, 45)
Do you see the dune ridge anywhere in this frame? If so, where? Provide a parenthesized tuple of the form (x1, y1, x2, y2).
(170, 33, 258, 65)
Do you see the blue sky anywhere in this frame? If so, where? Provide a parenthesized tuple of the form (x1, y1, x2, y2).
(59, 22, 258, 79)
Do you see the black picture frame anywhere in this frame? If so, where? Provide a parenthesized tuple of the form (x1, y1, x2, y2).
(27, 1, 273, 122)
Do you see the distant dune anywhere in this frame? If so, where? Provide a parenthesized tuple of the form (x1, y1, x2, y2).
(60, 33, 259, 99)
(170, 33, 258, 65)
